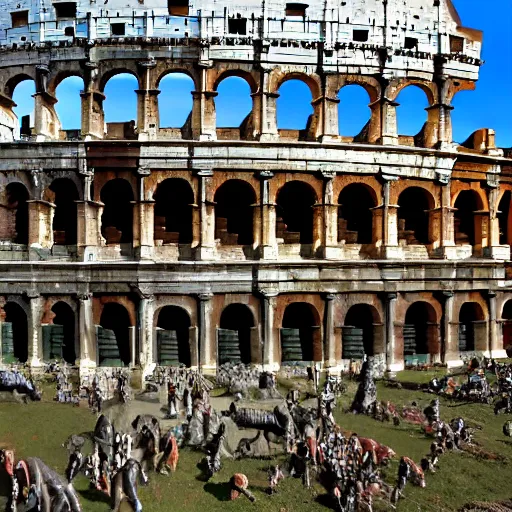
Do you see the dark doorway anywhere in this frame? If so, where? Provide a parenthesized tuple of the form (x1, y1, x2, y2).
(398, 187, 431, 244)
(454, 191, 479, 246)
(342, 304, 375, 359)
(100, 179, 134, 244)
(50, 179, 79, 245)
(99, 303, 131, 366)
(156, 306, 191, 366)
(218, 304, 255, 365)
(6, 183, 29, 244)
(51, 302, 76, 364)
(4, 302, 28, 363)
(338, 184, 375, 244)
(281, 302, 319, 362)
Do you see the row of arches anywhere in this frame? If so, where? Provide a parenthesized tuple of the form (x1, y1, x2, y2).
(11, 74, 433, 139)
(2, 177, 500, 250)
(2, 298, 512, 367)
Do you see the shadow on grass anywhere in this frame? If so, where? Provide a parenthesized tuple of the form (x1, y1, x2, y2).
(315, 493, 333, 508)
(203, 482, 231, 501)
(77, 487, 111, 504)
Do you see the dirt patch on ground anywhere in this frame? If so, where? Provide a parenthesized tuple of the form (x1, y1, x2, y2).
(460, 500, 512, 511)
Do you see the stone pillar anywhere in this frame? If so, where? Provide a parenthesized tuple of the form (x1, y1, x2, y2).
(486, 184, 509, 259)
(380, 176, 400, 258)
(27, 293, 43, 368)
(488, 291, 505, 358)
(322, 172, 341, 259)
(324, 293, 336, 367)
(195, 170, 215, 260)
(27, 200, 55, 251)
(442, 291, 460, 367)
(259, 69, 279, 142)
(139, 294, 155, 377)
(81, 62, 105, 140)
(198, 293, 215, 372)
(136, 59, 159, 141)
(380, 97, 399, 146)
(33, 65, 60, 141)
(318, 95, 339, 142)
(474, 210, 490, 255)
(133, 166, 154, 260)
(194, 67, 217, 141)
(384, 292, 400, 373)
(261, 291, 278, 370)
(434, 76, 454, 150)
(76, 199, 104, 261)
(366, 99, 382, 144)
(258, 171, 278, 259)
(77, 293, 96, 370)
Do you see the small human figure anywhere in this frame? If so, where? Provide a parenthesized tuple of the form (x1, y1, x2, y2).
(267, 465, 284, 495)
(167, 380, 178, 419)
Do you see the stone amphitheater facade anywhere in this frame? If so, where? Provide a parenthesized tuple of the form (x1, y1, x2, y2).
(0, 0, 510, 377)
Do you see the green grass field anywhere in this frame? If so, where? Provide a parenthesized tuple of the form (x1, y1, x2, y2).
(0, 373, 510, 512)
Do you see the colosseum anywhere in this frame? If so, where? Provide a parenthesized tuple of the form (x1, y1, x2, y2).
(0, 0, 510, 378)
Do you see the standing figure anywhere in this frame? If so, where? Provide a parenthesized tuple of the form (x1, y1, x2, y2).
(167, 381, 178, 419)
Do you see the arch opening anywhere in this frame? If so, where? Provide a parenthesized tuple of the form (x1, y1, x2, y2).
(398, 187, 432, 245)
(219, 304, 255, 365)
(214, 180, 256, 245)
(281, 302, 321, 363)
(277, 79, 313, 135)
(403, 302, 437, 361)
(276, 181, 316, 244)
(498, 191, 511, 246)
(4, 183, 29, 245)
(99, 303, 132, 366)
(3, 302, 28, 363)
(12, 79, 35, 140)
(396, 85, 429, 141)
(502, 300, 512, 354)
(50, 179, 79, 245)
(215, 76, 252, 135)
(158, 73, 194, 129)
(338, 184, 375, 244)
(153, 179, 193, 244)
(458, 302, 485, 353)
(338, 85, 371, 137)
(156, 306, 191, 367)
(100, 179, 134, 245)
(454, 191, 480, 246)
(342, 304, 376, 359)
(49, 302, 76, 364)
(55, 76, 84, 136)
(103, 74, 138, 139)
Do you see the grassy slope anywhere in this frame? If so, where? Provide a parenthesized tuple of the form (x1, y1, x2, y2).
(0, 375, 510, 512)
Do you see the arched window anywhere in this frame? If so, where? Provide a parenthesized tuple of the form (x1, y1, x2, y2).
(49, 302, 76, 364)
(5, 183, 29, 245)
(396, 85, 429, 138)
(338, 184, 375, 244)
(3, 302, 28, 363)
(214, 180, 256, 245)
(397, 187, 433, 245)
(498, 191, 511, 246)
(100, 179, 134, 244)
(156, 306, 191, 366)
(342, 304, 377, 359)
(215, 76, 252, 131)
(276, 181, 316, 244)
(12, 79, 35, 139)
(338, 85, 371, 138)
(158, 73, 194, 129)
(458, 302, 485, 353)
(454, 191, 480, 246)
(50, 178, 79, 245)
(103, 73, 138, 138)
(218, 304, 255, 365)
(153, 179, 194, 244)
(277, 80, 313, 132)
(281, 303, 321, 363)
(55, 76, 84, 134)
(99, 303, 132, 366)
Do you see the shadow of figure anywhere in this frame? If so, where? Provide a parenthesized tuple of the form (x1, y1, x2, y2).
(203, 482, 232, 501)
(77, 486, 111, 504)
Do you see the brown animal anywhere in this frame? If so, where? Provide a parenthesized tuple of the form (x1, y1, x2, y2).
(358, 437, 396, 466)
(403, 456, 426, 487)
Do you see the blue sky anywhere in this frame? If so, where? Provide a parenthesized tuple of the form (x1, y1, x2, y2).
(12, 0, 512, 147)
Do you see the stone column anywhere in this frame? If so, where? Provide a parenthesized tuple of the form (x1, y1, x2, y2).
(136, 59, 159, 141)
(487, 183, 509, 259)
(258, 171, 278, 259)
(324, 293, 336, 367)
(81, 62, 105, 140)
(441, 291, 458, 366)
(77, 293, 96, 370)
(27, 200, 55, 251)
(384, 292, 400, 374)
(198, 293, 215, 372)
(434, 76, 454, 150)
(195, 169, 215, 260)
(436, 176, 458, 259)
(261, 291, 278, 370)
(366, 98, 382, 144)
(133, 166, 154, 260)
(76, 200, 104, 261)
(319, 92, 340, 142)
(487, 291, 505, 358)
(380, 97, 399, 146)
(139, 294, 155, 377)
(197, 67, 217, 141)
(27, 293, 43, 368)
